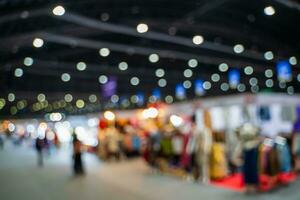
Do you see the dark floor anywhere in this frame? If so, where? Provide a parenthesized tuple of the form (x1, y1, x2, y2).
(0, 141, 300, 200)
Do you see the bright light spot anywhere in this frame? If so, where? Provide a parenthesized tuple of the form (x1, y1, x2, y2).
(297, 74, 300, 82)
(111, 95, 119, 103)
(183, 69, 193, 78)
(249, 77, 258, 86)
(265, 69, 273, 78)
(203, 81, 211, 90)
(14, 68, 23, 77)
(264, 51, 274, 60)
(142, 107, 158, 119)
(55, 122, 71, 142)
(37, 93, 46, 102)
(211, 73, 220, 82)
(279, 81, 286, 89)
(219, 63, 229, 72)
(158, 78, 167, 87)
(192, 35, 204, 45)
(244, 66, 254, 75)
(188, 59, 198, 68)
(170, 115, 183, 127)
(10, 106, 17, 115)
(8, 123, 15, 132)
(266, 79, 274, 87)
(24, 57, 33, 66)
(264, 6, 275, 16)
(8, 93, 15, 102)
(165, 95, 173, 104)
(287, 86, 294, 95)
(76, 62, 87, 71)
(183, 80, 192, 89)
(52, 5, 65, 16)
(289, 56, 297, 65)
(137, 23, 148, 33)
(89, 94, 97, 103)
(64, 94, 73, 102)
(39, 122, 47, 130)
(149, 54, 159, 63)
(118, 62, 128, 71)
(0, 98, 5, 109)
(237, 84, 246, 92)
(130, 77, 139, 86)
(148, 96, 157, 103)
(233, 44, 244, 54)
(88, 118, 99, 127)
(99, 48, 110, 57)
(104, 111, 115, 121)
(33, 38, 44, 48)
(251, 85, 259, 93)
(221, 83, 229, 91)
(76, 99, 85, 108)
(131, 95, 139, 103)
(16, 100, 26, 110)
(61, 73, 71, 82)
(50, 112, 63, 121)
(155, 68, 165, 77)
(46, 131, 55, 141)
(26, 124, 35, 133)
(98, 75, 108, 84)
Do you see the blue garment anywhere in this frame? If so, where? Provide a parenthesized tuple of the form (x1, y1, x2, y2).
(243, 147, 259, 185)
(132, 136, 141, 151)
(258, 106, 271, 121)
(276, 144, 291, 172)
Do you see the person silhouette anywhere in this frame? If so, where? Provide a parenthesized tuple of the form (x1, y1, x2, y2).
(72, 134, 84, 175)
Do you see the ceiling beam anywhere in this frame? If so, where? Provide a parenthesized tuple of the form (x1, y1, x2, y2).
(274, 0, 300, 11)
(38, 32, 270, 72)
(52, 11, 265, 61)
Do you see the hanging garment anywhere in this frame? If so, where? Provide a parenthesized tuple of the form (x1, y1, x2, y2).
(243, 146, 259, 185)
(180, 134, 192, 169)
(276, 143, 292, 172)
(242, 106, 251, 123)
(294, 134, 300, 156)
(160, 137, 173, 158)
(258, 106, 271, 121)
(210, 142, 228, 179)
(106, 128, 120, 153)
(293, 106, 300, 132)
(265, 146, 280, 176)
(281, 105, 297, 122)
(123, 134, 133, 151)
(171, 134, 184, 155)
(150, 132, 161, 152)
(132, 135, 141, 151)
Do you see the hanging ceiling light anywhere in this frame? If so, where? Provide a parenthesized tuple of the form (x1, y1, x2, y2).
(264, 6, 276, 16)
(52, 5, 65, 16)
(136, 23, 148, 33)
(33, 38, 44, 48)
(192, 35, 204, 45)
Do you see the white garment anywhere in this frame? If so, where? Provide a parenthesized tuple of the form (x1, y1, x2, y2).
(172, 136, 184, 154)
(260, 104, 293, 137)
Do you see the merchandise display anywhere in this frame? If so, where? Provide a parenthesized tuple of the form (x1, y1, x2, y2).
(1, 1, 300, 199)
(89, 93, 300, 192)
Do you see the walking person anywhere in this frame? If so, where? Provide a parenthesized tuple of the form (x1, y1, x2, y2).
(35, 137, 44, 167)
(72, 134, 84, 175)
(0, 134, 4, 150)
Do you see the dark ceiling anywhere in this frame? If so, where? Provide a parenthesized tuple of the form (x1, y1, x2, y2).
(0, 0, 300, 118)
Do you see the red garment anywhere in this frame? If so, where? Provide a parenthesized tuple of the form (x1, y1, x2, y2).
(180, 133, 192, 168)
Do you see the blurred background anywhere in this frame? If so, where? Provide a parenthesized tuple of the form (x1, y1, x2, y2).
(0, 0, 300, 200)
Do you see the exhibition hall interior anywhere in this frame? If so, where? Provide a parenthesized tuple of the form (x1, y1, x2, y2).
(1, 0, 300, 199)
